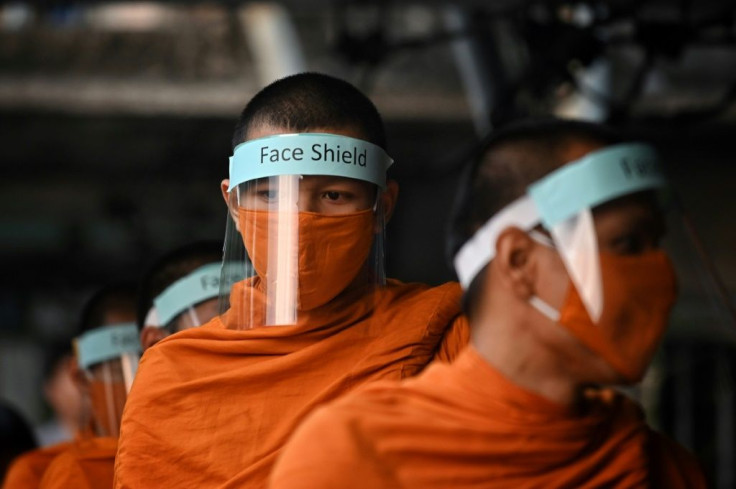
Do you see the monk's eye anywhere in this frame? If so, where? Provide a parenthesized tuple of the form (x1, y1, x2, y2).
(610, 230, 660, 255)
(611, 234, 644, 255)
(322, 191, 351, 202)
(257, 190, 278, 202)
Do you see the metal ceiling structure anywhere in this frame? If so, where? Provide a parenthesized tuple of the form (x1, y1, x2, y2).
(0, 1, 734, 123)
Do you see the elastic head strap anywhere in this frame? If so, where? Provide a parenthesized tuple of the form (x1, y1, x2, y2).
(453, 196, 539, 289)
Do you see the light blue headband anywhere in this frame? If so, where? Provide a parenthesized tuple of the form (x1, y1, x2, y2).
(454, 142, 667, 289)
(528, 143, 665, 228)
(75, 323, 140, 370)
(153, 262, 243, 327)
(228, 133, 394, 190)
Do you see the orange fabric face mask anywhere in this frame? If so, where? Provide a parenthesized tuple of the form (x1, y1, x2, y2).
(538, 251, 677, 382)
(239, 208, 376, 312)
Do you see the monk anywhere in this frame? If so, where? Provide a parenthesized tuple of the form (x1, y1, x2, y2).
(37, 283, 140, 489)
(114, 73, 469, 489)
(269, 120, 709, 488)
(136, 241, 226, 351)
(2, 284, 139, 489)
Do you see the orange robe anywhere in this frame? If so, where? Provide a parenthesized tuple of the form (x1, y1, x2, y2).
(38, 437, 116, 489)
(2, 442, 72, 489)
(270, 346, 708, 489)
(114, 279, 468, 488)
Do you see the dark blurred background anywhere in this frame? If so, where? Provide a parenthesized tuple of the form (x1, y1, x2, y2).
(0, 0, 735, 486)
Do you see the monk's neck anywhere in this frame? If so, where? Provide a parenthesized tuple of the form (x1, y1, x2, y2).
(470, 315, 586, 410)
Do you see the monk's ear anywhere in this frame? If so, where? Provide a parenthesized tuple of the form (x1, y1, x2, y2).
(376, 179, 399, 230)
(493, 227, 537, 300)
(140, 326, 167, 352)
(221, 179, 241, 230)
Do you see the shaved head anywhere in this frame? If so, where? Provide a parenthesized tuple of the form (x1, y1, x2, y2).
(232, 72, 386, 151)
(448, 118, 621, 317)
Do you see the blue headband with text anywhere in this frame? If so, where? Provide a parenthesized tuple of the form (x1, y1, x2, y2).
(154, 262, 243, 327)
(229, 133, 394, 190)
(528, 143, 664, 228)
(454, 143, 666, 289)
(75, 323, 140, 370)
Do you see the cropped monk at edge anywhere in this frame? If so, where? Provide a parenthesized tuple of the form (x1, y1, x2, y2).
(3, 285, 138, 489)
(38, 284, 140, 489)
(270, 120, 708, 489)
(114, 73, 468, 489)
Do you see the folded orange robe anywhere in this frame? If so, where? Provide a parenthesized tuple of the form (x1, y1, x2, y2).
(271, 346, 707, 489)
(38, 437, 116, 489)
(114, 279, 468, 489)
(2, 442, 72, 489)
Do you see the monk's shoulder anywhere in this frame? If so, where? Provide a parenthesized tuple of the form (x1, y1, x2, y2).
(327, 362, 457, 429)
(124, 334, 196, 407)
(37, 449, 83, 489)
(272, 393, 406, 489)
(39, 438, 116, 489)
(39, 448, 76, 472)
(143, 315, 228, 361)
(70, 437, 117, 461)
(3, 441, 74, 487)
(382, 280, 462, 324)
(384, 279, 461, 304)
(3, 451, 47, 488)
(272, 364, 465, 488)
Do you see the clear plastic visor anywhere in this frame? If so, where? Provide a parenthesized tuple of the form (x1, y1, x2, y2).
(536, 192, 733, 335)
(219, 174, 386, 329)
(74, 323, 140, 438)
(83, 354, 139, 438)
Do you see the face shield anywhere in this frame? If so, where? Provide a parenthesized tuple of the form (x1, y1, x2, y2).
(455, 143, 735, 382)
(74, 323, 140, 438)
(144, 262, 243, 334)
(220, 133, 393, 329)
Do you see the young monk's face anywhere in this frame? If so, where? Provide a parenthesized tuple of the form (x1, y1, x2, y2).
(537, 192, 666, 309)
(236, 124, 377, 215)
(222, 123, 398, 226)
(77, 308, 136, 436)
(529, 138, 666, 309)
(592, 192, 665, 256)
(530, 194, 667, 385)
